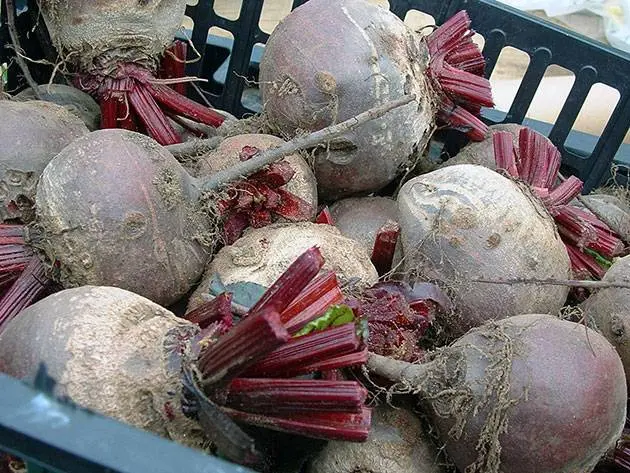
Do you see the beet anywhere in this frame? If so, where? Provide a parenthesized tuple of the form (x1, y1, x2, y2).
(32, 129, 211, 307)
(329, 196, 403, 275)
(441, 126, 625, 280)
(0, 286, 204, 448)
(580, 193, 630, 245)
(367, 314, 627, 473)
(0, 100, 88, 222)
(260, 1, 493, 199)
(187, 222, 379, 312)
(39, 1, 226, 145)
(307, 405, 445, 473)
(581, 254, 630, 388)
(14, 84, 101, 131)
(398, 164, 570, 336)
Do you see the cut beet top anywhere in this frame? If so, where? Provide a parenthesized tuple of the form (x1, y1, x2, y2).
(39, 1, 226, 145)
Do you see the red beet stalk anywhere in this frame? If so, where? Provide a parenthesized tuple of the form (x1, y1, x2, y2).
(220, 406, 372, 442)
(492, 129, 621, 280)
(281, 271, 344, 334)
(224, 378, 367, 414)
(185, 292, 233, 330)
(0, 257, 52, 333)
(248, 246, 324, 317)
(427, 11, 494, 140)
(371, 221, 400, 276)
(79, 52, 225, 146)
(197, 308, 289, 385)
(241, 323, 362, 378)
(564, 240, 607, 280)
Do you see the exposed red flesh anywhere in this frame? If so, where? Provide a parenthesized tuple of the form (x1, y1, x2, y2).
(0, 258, 52, 333)
(185, 292, 234, 329)
(371, 221, 400, 276)
(197, 308, 289, 385)
(224, 378, 367, 414)
(241, 323, 362, 378)
(221, 406, 372, 442)
(315, 207, 335, 225)
(427, 11, 494, 140)
(248, 246, 324, 317)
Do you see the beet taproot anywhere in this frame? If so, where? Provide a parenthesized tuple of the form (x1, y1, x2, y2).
(0, 100, 88, 222)
(367, 313, 627, 473)
(0, 286, 204, 448)
(260, 0, 493, 199)
(397, 164, 570, 336)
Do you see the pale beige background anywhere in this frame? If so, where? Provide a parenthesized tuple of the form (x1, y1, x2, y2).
(185, 0, 628, 142)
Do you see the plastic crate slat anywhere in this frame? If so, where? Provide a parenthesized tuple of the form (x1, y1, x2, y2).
(584, 92, 630, 190)
(0, 373, 254, 473)
(505, 47, 551, 123)
(185, 0, 215, 79)
(221, 0, 266, 116)
(547, 66, 597, 147)
(481, 29, 507, 78)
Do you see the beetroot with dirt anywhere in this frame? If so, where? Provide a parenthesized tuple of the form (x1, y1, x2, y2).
(260, 0, 493, 199)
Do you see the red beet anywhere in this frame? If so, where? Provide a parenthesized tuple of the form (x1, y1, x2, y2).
(446, 126, 626, 280)
(0, 100, 88, 222)
(398, 164, 571, 337)
(367, 314, 627, 473)
(39, 1, 226, 145)
(260, 1, 493, 199)
(14, 84, 101, 131)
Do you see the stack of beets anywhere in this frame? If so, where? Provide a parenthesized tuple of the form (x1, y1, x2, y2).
(1, 1, 629, 473)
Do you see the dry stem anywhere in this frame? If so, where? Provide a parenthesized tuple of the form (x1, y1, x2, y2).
(471, 277, 630, 290)
(187, 95, 417, 192)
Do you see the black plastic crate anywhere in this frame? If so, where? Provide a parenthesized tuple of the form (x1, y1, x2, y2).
(0, 1, 630, 471)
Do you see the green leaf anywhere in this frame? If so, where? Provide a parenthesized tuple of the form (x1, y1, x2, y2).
(583, 248, 613, 270)
(294, 304, 356, 337)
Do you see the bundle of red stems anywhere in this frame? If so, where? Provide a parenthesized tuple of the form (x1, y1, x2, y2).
(493, 129, 625, 280)
(76, 41, 225, 145)
(315, 207, 401, 276)
(185, 247, 371, 442)
(427, 11, 494, 141)
(0, 225, 52, 333)
(217, 147, 314, 245)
